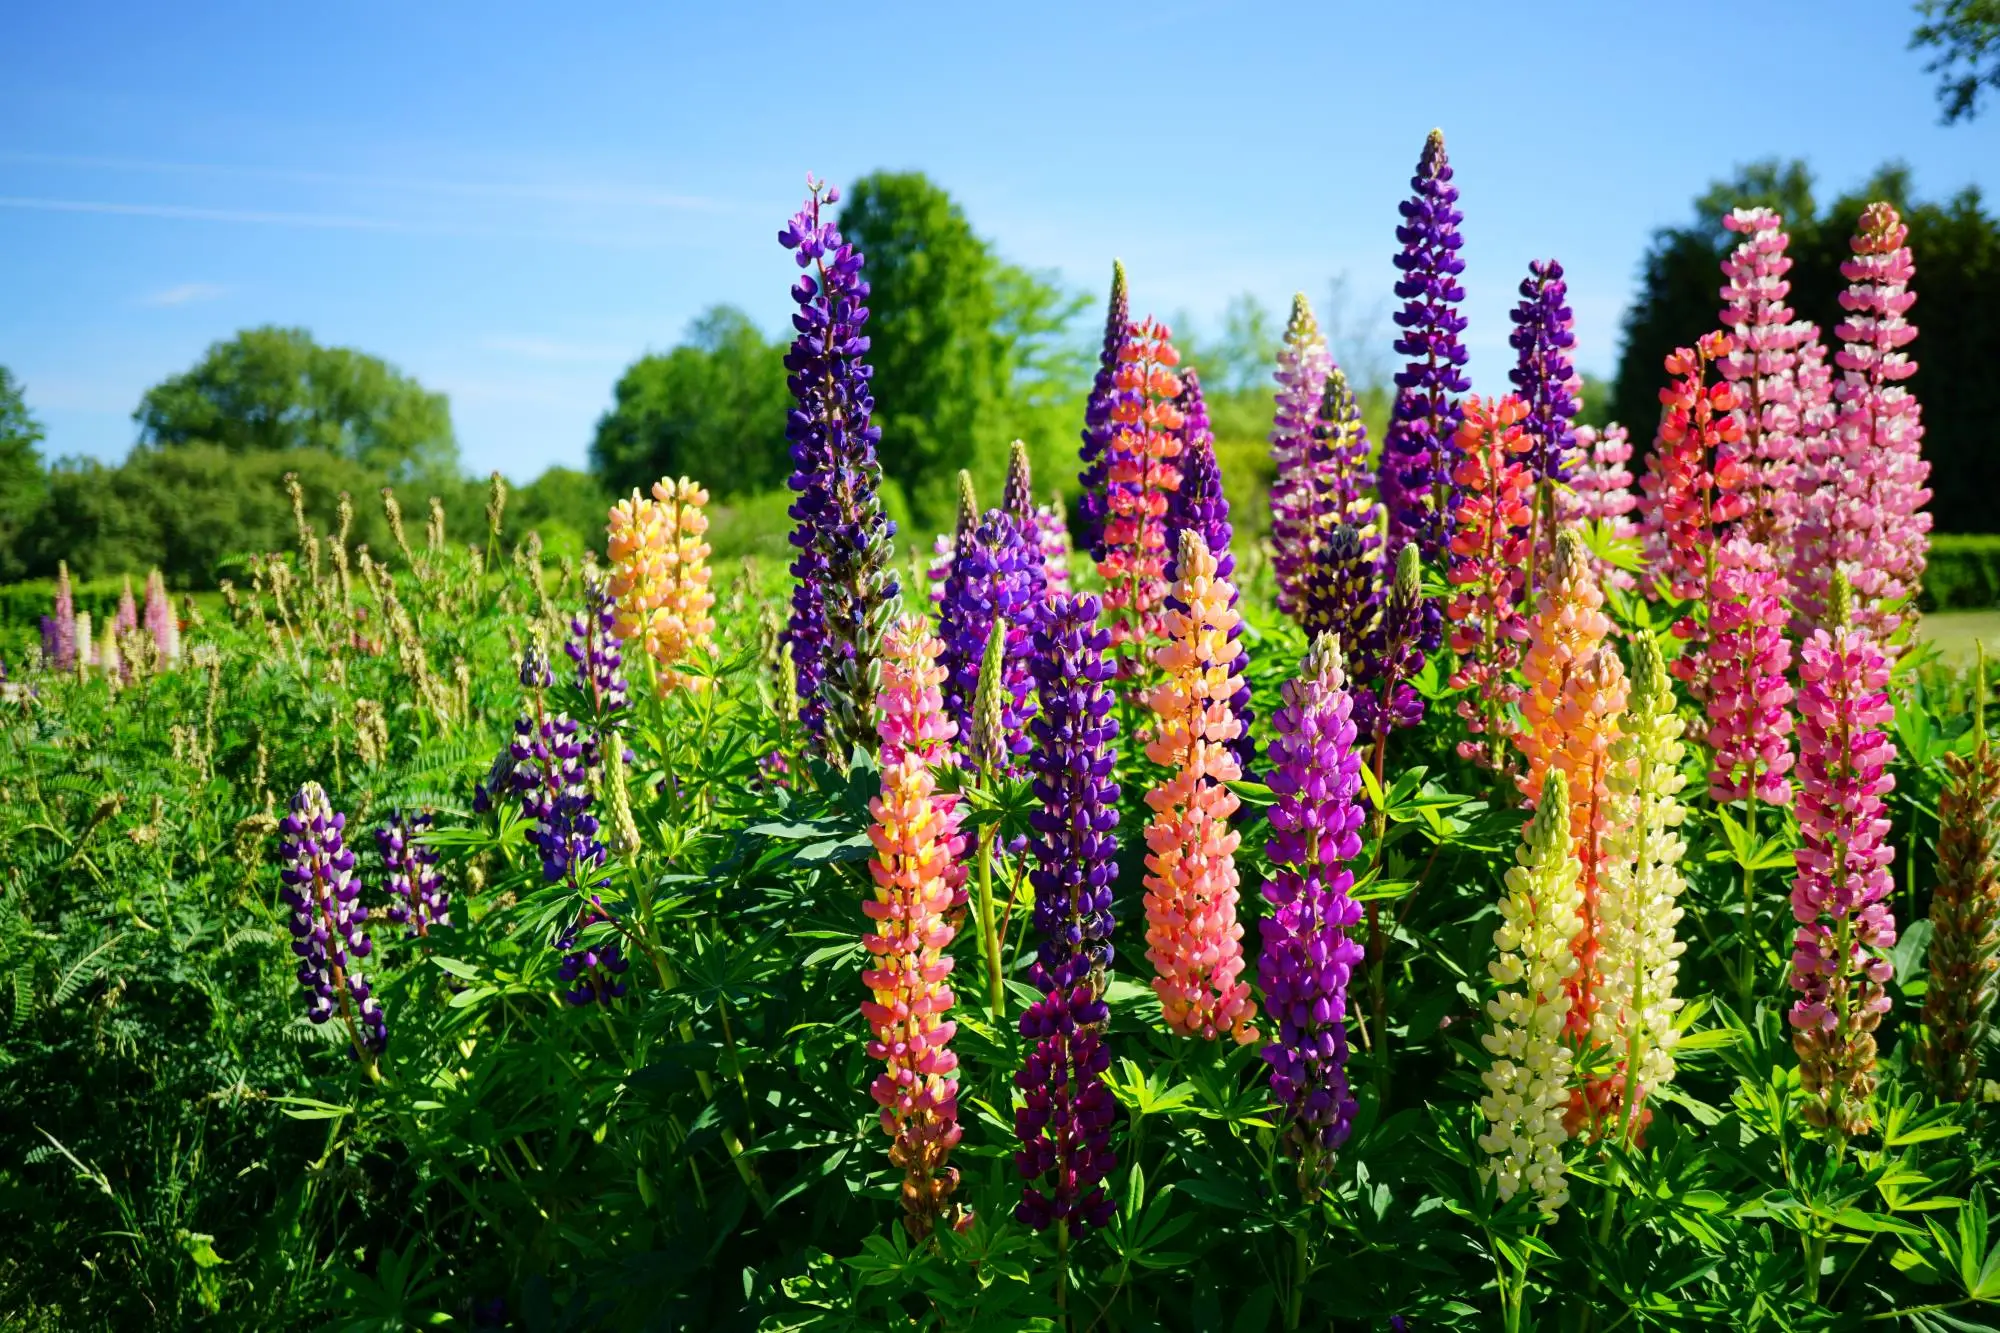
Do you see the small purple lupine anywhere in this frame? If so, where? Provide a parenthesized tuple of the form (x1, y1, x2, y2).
(377, 810, 448, 938)
(780, 177, 900, 757)
(1002, 440, 1050, 610)
(1016, 592, 1121, 1233)
(565, 578, 631, 722)
(49, 563, 76, 671)
(278, 782, 388, 1056)
(1380, 129, 1468, 589)
(1260, 636, 1366, 1170)
(1077, 261, 1131, 560)
(1352, 542, 1429, 745)
(939, 507, 1039, 770)
(1508, 259, 1579, 487)
(1269, 294, 1334, 619)
(1165, 371, 1254, 769)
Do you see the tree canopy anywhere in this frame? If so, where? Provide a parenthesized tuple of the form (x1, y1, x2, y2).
(1612, 159, 2000, 534)
(135, 326, 458, 481)
(1914, 0, 2000, 122)
(0, 368, 47, 581)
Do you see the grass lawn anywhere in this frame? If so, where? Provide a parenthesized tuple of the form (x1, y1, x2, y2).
(1919, 608, 2000, 663)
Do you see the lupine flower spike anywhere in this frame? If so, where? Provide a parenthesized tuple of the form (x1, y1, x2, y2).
(1703, 535, 1795, 807)
(1446, 394, 1535, 768)
(780, 178, 901, 757)
(47, 562, 77, 671)
(940, 500, 1039, 771)
(278, 782, 388, 1060)
(1077, 260, 1131, 558)
(1717, 208, 1813, 562)
(1166, 373, 1254, 769)
(1380, 128, 1468, 583)
(607, 478, 715, 692)
(1034, 492, 1072, 597)
(1588, 635, 1688, 1141)
(861, 618, 969, 1238)
(1563, 424, 1637, 591)
(1922, 647, 2000, 1101)
(1001, 440, 1052, 611)
(566, 578, 631, 723)
(1508, 259, 1579, 589)
(144, 569, 179, 664)
(1479, 770, 1580, 1218)
(1788, 577, 1898, 1137)
(1260, 634, 1366, 1180)
(1794, 203, 1931, 645)
(377, 810, 448, 938)
(1637, 333, 1744, 614)
(1353, 542, 1428, 748)
(1097, 317, 1186, 667)
(1142, 530, 1256, 1042)
(1016, 592, 1121, 1232)
(1269, 293, 1334, 619)
(114, 577, 137, 637)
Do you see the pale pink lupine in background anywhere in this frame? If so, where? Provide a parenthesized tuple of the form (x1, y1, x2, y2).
(1703, 534, 1795, 807)
(1793, 203, 1932, 646)
(1716, 208, 1814, 561)
(144, 569, 180, 663)
(1564, 422, 1637, 590)
(114, 576, 138, 637)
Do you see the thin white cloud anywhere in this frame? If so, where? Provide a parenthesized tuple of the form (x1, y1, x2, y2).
(478, 335, 631, 364)
(141, 281, 227, 307)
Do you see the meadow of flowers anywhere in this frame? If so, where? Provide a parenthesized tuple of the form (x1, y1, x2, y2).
(4, 132, 1993, 1331)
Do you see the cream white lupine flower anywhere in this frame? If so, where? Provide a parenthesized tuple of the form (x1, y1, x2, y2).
(1479, 770, 1581, 1217)
(1592, 635, 1689, 1139)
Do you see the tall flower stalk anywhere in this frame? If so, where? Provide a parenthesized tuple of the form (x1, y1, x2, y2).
(1097, 317, 1186, 668)
(143, 569, 179, 664)
(1446, 394, 1534, 769)
(1077, 261, 1131, 558)
(1015, 593, 1121, 1234)
(278, 782, 388, 1064)
(46, 561, 77, 670)
(1479, 770, 1580, 1220)
(1922, 660, 2000, 1102)
(1717, 208, 1813, 562)
(1787, 587, 1897, 1139)
(1142, 531, 1256, 1043)
(1166, 376, 1253, 769)
(780, 178, 901, 757)
(377, 810, 447, 938)
(1508, 259, 1578, 589)
(1259, 635, 1365, 1179)
(1637, 333, 1745, 613)
(1563, 424, 1637, 591)
(861, 618, 968, 1238)
(1270, 294, 1334, 618)
(939, 502, 1039, 770)
(607, 478, 716, 692)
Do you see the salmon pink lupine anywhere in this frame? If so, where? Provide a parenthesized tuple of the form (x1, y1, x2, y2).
(1788, 599, 1898, 1138)
(1702, 535, 1795, 807)
(1077, 261, 1131, 558)
(1446, 394, 1535, 769)
(862, 619, 969, 1238)
(1637, 333, 1746, 609)
(1794, 203, 1932, 645)
(1717, 208, 1814, 559)
(1142, 530, 1257, 1043)
(1269, 294, 1334, 618)
(780, 178, 901, 757)
(1259, 635, 1366, 1172)
(1097, 317, 1186, 666)
(1015, 593, 1121, 1233)
(1479, 771, 1581, 1219)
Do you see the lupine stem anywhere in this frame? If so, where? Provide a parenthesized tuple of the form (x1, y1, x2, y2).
(977, 822, 1004, 1017)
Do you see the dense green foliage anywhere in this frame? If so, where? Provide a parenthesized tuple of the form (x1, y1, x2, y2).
(6, 477, 2000, 1330)
(1914, 0, 2000, 122)
(0, 369, 48, 583)
(1612, 161, 2000, 534)
(1927, 533, 2000, 612)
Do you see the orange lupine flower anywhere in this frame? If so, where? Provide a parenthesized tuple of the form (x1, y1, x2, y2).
(606, 477, 716, 691)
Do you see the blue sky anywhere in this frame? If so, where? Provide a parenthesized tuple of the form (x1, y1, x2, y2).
(3, 1, 1995, 481)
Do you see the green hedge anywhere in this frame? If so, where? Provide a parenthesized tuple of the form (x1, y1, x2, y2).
(1924, 534, 2000, 612)
(0, 576, 136, 632)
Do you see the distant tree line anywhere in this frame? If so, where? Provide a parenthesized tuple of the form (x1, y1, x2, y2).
(1613, 159, 2000, 535)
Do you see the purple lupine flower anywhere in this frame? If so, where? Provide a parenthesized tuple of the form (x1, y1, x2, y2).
(1301, 519, 1385, 662)
(565, 578, 630, 720)
(1077, 261, 1131, 560)
(376, 809, 447, 938)
(1270, 294, 1335, 619)
(471, 744, 516, 816)
(1352, 542, 1429, 745)
(49, 563, 76, 671)
(1003, 439, 1050, 610)
(1379, 129, 1468, 582)
(780, 177, 900, 757)
(939, 507, 1039, 770)
(277, 782, 388, 1056)
(1165, 372, 1254, 769)
(1313, 364, 1374, 520)
(1508, 259, 1579, 487)
(1016, 592, 1121, 1233)
(1259, 635, 1366, 1166)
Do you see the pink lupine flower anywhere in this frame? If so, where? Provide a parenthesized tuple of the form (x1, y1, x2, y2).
(1788, 612, 1897, 1137)
(1563, 423, 1637, 591)
(1702, 535, 1795, 806)
(1717, 209, 1814, 560)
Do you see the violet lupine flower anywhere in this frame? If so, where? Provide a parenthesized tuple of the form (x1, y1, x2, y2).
(939, 507, 1039, 769)
(1259, 635, 1366, 1171)
(1300, 520, 1384, 663)
(1379, 129, 1469, 581)
(376, 809, 448, 937)
(565, 579, 631, 721)
(1076, 261, 1131, 559)
(1788, 610, 1898, 1137)
(1270, 295, 1334, 618)
(278, 782, 388, 1056)
(1002, 440, 1049, 610)
(1164, 379, 1255, 769)
(780, 178, 900, 758)
(1508, 259, 1579, 488)
(1016, 592, 1121, 1233)
(1352, 542, 1429, 745)
(48, 563, 76, 671)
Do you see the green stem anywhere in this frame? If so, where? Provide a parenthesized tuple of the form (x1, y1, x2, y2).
(1286, 1224, 1310, 1329)
(976, 823, 1004, 1017)
(1737, 797, 1757, 1015)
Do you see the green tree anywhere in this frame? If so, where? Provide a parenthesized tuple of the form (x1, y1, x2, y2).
(589, 307, 790, 502)
(0, 367, 48, 580)
(1612, 159, 2000, 533)
(1914, 0, 2000, 122)
(135, 326, 458, 480)
(513, 465, 612, 561)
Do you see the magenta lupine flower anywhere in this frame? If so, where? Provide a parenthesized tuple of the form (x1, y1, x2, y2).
(278, 782, 388, 1056)
(780, 177, 901, 755)
(114, 577, 138, 637)
(1794, 203, 1932, 644)
(1269, 294, 1334, 618)
(1034, 497, 1072, 596)
(939, 507, 1039, 770)
(377, 810, 448, 937)
(1259, 635, 1366, 1168)
(46, 562, 76, 671)
(1788, 614, 1898, 1135)
(1379, 129, 1468, 582)
(1718, 208, 1815, 559)
(1563, 423, 1638, 591)
(1016, 592, 1122, 1233)
(1165, 370, 1254, 769)
(1703, 535, 1795, 806)
(1077, 261, 1132, 559)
